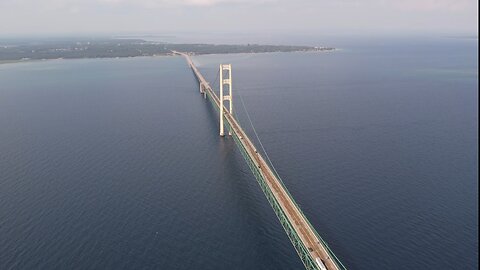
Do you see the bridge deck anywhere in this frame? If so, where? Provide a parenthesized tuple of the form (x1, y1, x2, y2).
(175, 51, 343, 270)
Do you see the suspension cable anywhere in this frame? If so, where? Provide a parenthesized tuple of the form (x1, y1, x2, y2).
(236, 88, 284, 180)
(236, 88, 347, 269)
(211, 69, 220, 92)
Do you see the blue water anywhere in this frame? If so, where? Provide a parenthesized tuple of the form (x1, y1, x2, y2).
(0, 37, 477, 269)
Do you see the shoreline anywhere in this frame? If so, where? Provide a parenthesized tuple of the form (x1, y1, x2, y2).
(0, 49, 337, 65)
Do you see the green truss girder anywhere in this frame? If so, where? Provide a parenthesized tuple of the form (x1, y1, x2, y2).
(200, 82, 346, 270)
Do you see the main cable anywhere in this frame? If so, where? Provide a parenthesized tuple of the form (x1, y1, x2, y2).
(237, 87, 347, 269)
(236, 88, 284, 182)
(211, 69, 220, 93)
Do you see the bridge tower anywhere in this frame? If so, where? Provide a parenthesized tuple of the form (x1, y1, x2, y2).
(219, 64, 233, 136)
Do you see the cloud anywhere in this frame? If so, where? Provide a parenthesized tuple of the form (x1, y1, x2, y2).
(1, 0, 473, 10)
(387, 0, 473, 12)
(95, 0, 276, 7)
(0, 0, 476, 35)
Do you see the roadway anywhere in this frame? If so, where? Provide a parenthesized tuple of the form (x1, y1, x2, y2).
(174, 51, 341, 270)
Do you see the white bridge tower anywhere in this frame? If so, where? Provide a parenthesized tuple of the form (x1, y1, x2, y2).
(219, 64, 232, 136)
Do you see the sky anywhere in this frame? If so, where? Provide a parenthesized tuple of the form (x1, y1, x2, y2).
(0, 0, 477, 37)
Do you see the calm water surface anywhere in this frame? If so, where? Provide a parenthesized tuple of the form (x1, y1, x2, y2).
(0, 37, 477, 269)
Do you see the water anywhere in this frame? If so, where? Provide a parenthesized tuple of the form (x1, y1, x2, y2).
(0, 37, 477, 269)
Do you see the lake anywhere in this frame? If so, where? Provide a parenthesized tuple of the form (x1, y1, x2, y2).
(0, 36, 477, 269)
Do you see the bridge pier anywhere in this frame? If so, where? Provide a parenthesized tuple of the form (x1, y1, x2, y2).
(219, 64, 233, 136)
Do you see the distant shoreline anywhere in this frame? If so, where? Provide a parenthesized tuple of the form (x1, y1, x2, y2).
(0, 49, 336, 65)
(0, 38, 335, 63)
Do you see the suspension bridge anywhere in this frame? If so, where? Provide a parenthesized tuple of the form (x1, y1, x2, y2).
(173, 51, 347, 270)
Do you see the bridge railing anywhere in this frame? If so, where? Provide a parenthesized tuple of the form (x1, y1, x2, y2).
(184, 54, 347, 270)
(230, 127, 320, 270)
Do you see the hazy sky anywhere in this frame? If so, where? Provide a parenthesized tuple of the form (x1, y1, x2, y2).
(0, 0, 477, 36)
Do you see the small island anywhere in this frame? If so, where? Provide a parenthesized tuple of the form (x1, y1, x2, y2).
(0, 38, 334, 62)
